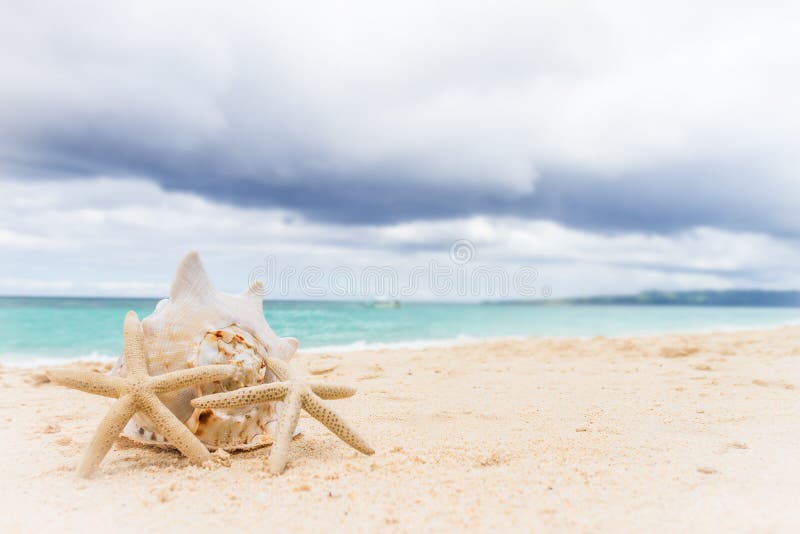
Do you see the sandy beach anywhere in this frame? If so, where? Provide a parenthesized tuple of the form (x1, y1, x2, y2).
(1, 327, 798, 532)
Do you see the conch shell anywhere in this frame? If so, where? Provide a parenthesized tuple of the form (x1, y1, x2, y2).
(113, 251, 298, 450)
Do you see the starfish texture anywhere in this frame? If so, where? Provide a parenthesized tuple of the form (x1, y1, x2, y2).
(192, 355, 374, 474)
(48, 311, 237, 477)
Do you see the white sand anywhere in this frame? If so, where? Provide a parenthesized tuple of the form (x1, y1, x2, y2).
(1, 327, 799, 532)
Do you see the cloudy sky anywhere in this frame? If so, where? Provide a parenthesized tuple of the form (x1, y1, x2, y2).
(1, 1, 798, 299)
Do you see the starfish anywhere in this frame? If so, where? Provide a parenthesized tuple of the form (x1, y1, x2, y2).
(192, 355, 374, 474)
(47, 311, 237, 478)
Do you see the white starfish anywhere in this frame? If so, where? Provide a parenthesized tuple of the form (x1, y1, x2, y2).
(48, 311, 237, 477)
(192, 355, 374, 474)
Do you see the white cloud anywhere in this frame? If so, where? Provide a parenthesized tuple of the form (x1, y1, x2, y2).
(0, 177, 797, 298)
(93, 281, 169, 296)
(0, 277, 74, 293)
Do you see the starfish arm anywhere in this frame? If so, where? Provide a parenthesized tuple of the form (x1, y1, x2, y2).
(150, 364, 238, 393)
(47, 369, 124, 398)
(268, 389, 303, 474)
(309, 383, 357, 400)
(191, 382, 291, 409)
(140, 394, 211, 465)
(121, 311, 149, 379)
(76, 394, 137, 478)
(302, 394, 375, 456)
(265, 356, 291, 381)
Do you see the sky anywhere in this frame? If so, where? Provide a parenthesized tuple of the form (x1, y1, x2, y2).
(1, 1, 799, 299)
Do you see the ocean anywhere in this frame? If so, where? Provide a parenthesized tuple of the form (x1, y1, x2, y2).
(1, 297, 799, 366)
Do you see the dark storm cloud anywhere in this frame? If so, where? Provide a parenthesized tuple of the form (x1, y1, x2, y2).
(8, 127, 793, 238)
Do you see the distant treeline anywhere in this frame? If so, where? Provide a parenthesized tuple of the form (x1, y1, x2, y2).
(491, 290, 800, 307)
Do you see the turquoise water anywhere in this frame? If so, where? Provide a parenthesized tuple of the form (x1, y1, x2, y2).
(1, 297, 799, 365)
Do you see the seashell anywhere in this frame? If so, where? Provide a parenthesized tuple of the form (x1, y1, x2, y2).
(113, 251, 299, 450)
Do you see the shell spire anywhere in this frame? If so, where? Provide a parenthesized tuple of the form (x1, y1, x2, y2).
(241, 280, 264, 302)
(170, 251, 215, 302)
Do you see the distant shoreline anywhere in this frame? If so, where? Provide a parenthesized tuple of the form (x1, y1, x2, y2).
(2, 289, 800, 307)
(485, 289, 800, 307)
